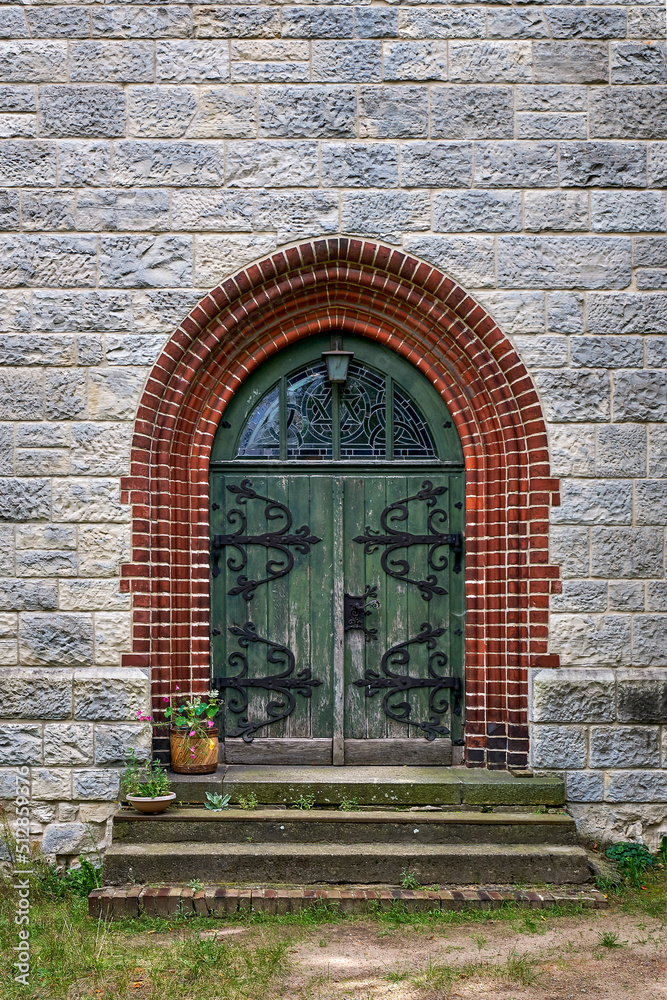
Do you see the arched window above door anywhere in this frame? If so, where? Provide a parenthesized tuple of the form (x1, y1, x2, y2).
(213, 335, 463, 465)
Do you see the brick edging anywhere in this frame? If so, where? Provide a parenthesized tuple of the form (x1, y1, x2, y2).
(89, 885, 608, 920)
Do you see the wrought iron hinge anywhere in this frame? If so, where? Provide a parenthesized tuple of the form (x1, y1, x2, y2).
(344, 585, 380, 642)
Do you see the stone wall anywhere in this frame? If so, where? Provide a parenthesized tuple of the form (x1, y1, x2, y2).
(0, 0, 666, 857)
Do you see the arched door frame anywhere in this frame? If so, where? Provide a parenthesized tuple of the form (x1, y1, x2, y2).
(120, 238, 561, 770)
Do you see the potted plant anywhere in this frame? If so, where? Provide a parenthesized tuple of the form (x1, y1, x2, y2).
(162, 688, 221, 775)
(121, 750, 176, 814)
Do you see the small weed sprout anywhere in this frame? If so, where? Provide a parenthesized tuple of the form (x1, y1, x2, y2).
(204, 792, 231, 812)
(338, 796, 360, 811)
(598, 931, 623, 948)
(400, 869, 421, 890)
(188, 878, 204, 892)
(291, 792, 316, 810)
(238, 791, 258, 810)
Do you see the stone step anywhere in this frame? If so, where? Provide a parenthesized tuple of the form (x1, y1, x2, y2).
(112, 808, 579, 847)
(169, 765, 565, 807)
(103, 841, 591, 887)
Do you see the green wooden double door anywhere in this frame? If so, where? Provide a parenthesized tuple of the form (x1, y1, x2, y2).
(209, 336, 465, 766)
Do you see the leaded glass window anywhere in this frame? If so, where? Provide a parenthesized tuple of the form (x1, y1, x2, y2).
(236, 353, 438, 462)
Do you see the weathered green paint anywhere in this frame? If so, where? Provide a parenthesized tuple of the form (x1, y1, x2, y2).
(210, 336, 466, 759)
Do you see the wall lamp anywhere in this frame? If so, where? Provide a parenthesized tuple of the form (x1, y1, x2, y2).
(322, 335, 354, 384)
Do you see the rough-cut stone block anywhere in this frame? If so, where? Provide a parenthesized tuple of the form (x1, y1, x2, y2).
(517, 113, 587, 141)
(31, 768, 71, 800)
(231, 61, 309, 84)
(341, 190, 429, 244)
(570, 336, 643, 369)
(312, 41, 381, 82)
(27, 7, 90, 38)
(72, 768, 120, 801)
(397, 8, 485, 40)
(635, 481, 667, 526)
(531, 725, 587, 770)
(516, 85, 587, 113)
(0, 234, 97, 289)
(70, 41, 154, 83)
(560, 142, 647, 188)
(226, 140, 317, 187)
(195, 6, 280, 38)
(514, 336, 567, 368)
(78, 524, 130, 577)
(282, 6, 353, 39)
(16, 549, 76, 577)
(609, 582, 644, 613)
(39, 86, 126, 138)
(52, 478, 128, 523)
(86, 369, 146, 421)
(474, 141, 558, 187)
(533, 41, 609, 84)
(592, 191, 666, 233)
(434, 189, 521, 233)
(195, 233, 277, 285)
(498, 236, 631, 290)
(127, 86, 197, 138)
(596, 425, 647, 478)
(0, 141, 57, 187)
(0, 581, 58, 613)
(477, 291, 544, 335)
(0, 724, 42, 765)
(94, 723, 151, 765)
(628, 8, 666, 40)
(359, 86, 428, 139)
(41, 822, 89, 855)
(105, 334, 164, 367)
(550, 615, 632, 668)
(534, 371, 610, 423)
(548, 291, 584, 334)
(530, 668, 616, 724)
(588, 293, 667, 336)
(566, 771, 604, 803)
(548, 424, 596, 477)
(649, 144, 667, 187)
(524, 191, 589, 232)
(19, 613, 93, 667)
(187, 86, 256, 138)
(546, 7, 626, 39)
(402, 235, 495, 288)
(591, 527, 663, 579)
(58, 141, 110, 188)
(550, 581, 607, 614)
(59, 579, 130, 613)
(92, 6, 193, 39)
(400, 142, 472, 188)
(431, 86, 513, 139)
(44, 724, 94, 766)
(259, 85, 356, 138)
(356, 8, 397, 38)
(113, 141, 225, 187)
(0, 478, 50, 521)
(613, 372, 667, 422)
(383, 41, 447, 82)
(649, 426, 667, 478)
(590, 726, 660, 768)
(591, 87, 667, 140)
(157, 40, 229, 83)
(77, 189, 170, 233)
(606, 771, 667, 803)
(0, 41, 67, 82)
(21, 190, 75, 232)
(552, 480, 632, 526)
(71, 423, 132, 477)
(611, 42, 667, 86)
(254, 190, 339, 243)
(449, 40, 531, 83)
(321, 142, 397, 188)
(632, 617, 667, 668)
(73, 667, 150, 721)
(617, 668, 667, 723)
(171, 189, 253, 230)
(94, 611, 132, 665)
(99, 234, 192, 288)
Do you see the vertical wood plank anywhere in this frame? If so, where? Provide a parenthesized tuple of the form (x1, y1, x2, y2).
(332, 475, 345, 764)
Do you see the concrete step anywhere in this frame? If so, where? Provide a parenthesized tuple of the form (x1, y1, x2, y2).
(169, 766, 565, 807)
(103, 841, 591, 886)
(112, 808, 579, 847)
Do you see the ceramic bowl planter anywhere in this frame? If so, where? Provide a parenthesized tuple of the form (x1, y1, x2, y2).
(126, 792, 177, 815)
(170, 727, 219, 774)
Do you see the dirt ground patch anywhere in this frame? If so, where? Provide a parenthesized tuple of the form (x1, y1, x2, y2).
(279, 908, 667, 999)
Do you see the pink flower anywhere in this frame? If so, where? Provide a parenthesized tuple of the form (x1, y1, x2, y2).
(207, 720, 214, 728)
(175, 686, 180, 691)
(189, 730, 195, 736)
(163, 696, 169, 702)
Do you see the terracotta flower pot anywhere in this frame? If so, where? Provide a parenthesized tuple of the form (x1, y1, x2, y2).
(170, 726, 219, 774)
(126, 792, 176, 814)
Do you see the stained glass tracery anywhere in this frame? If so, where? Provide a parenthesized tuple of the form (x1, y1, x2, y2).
(236, 358, 438, 461)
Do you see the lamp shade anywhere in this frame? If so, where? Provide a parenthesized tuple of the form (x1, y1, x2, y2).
(321, 348, 353, 383)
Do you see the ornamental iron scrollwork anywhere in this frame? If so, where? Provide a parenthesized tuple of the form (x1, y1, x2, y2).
(213, 621, 322, 742)
(343, 584, 380, 642)
(353, 622, 462, 741)
(353, 480, 463, 601)
(211, 479, 322, 601)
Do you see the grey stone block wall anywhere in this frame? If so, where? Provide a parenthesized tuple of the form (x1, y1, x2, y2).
(0, 1, 665, 855)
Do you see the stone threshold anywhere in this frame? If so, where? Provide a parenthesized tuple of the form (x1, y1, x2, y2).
(89, 884, 608, 920)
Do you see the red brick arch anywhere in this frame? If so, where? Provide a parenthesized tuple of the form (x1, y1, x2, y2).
(120, 238, 561, 769)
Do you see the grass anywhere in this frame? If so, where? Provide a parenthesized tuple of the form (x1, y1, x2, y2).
(412, 950, 538, 994)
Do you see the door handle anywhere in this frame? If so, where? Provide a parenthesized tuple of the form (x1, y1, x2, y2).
(344, 585, 379, 642)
